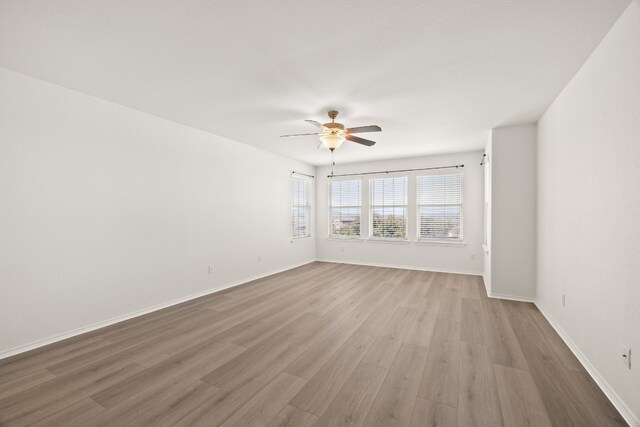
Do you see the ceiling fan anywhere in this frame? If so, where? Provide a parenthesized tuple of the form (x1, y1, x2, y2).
(281, 111, 381, 151)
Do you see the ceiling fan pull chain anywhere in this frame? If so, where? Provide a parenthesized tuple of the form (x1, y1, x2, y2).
(331, 150, 335, 177)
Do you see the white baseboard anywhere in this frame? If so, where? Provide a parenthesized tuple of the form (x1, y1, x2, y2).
(535, 303, 640, 427)
(317, 258, 482, 276)
(488, 292, 536, 303)
(480, 275, 535, 302)
(0, 259, 315, 360)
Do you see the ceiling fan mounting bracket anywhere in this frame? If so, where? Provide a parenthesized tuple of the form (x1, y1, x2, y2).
(327, 110, 339, 121)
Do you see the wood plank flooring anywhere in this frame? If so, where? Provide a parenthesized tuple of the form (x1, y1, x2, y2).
(0, 262, 627, 426)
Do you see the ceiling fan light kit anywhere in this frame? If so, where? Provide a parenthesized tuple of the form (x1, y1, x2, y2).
(319, 133, 346, 151)
(281, 110, 381, 152)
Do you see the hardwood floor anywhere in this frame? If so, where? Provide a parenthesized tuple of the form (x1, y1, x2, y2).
(0, 262, 627, 426)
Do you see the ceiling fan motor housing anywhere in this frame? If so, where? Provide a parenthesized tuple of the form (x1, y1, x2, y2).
(323, 122, 345, 130)
(324, 110, 344, 132)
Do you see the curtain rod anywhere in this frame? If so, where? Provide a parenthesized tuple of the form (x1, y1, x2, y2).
(327, 164, 464, 178)
(292, 171, 315, 179)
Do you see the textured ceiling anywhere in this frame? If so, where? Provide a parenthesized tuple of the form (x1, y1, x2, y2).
(0, 0, 630, 165)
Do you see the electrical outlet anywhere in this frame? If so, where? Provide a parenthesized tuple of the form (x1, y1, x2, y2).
(623, 348, 631, 370)
(562, 294, 566, 306)
(208, 265, 214, 275)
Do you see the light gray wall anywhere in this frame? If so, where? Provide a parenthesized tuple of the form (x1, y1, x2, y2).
(489, 124, 537, 299)
(483, 135, 493, 293)
(537, 0, 640, 422)
(315, 151, 484, 274)
(0, 67, 316, 356)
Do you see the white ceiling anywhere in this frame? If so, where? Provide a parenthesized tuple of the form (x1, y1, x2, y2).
(0, 0, 630, 165)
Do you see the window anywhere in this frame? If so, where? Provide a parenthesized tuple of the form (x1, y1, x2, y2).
(291, 177, 311, 239)
(417, 173, 463, 241)
(370, 177, 408, 239)
(329, 179, 361, 237)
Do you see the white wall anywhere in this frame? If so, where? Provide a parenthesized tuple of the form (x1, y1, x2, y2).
(0, 68, 315, 356)
(315, 151, 484, 274)
(489, 124, 537, 300)
(537, 0, 640, 423)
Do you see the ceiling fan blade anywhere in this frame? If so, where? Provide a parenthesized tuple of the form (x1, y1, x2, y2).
(346, 134, 376, 146)
(305, 120, 323, 128)
(280, 132, 320, 138)
(346, 125, 381, 134)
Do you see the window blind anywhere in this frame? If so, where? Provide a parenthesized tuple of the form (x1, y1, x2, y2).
(291, 177, 311, 239)
(370, 177, 408, 239)
(417, 173, 463, 240)
(329, 179, 361, 237)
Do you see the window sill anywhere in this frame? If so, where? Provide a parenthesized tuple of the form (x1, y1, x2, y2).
(326, 236, 364, 242)
(367, 238, 410, 245)
(416, 239, 466, 247)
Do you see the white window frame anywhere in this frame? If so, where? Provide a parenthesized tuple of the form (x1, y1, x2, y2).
(328, 179, 362, 239)
(291, 176, 311, 240)
(369, 176, 409, 241)
(416, 172, 464, 242)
